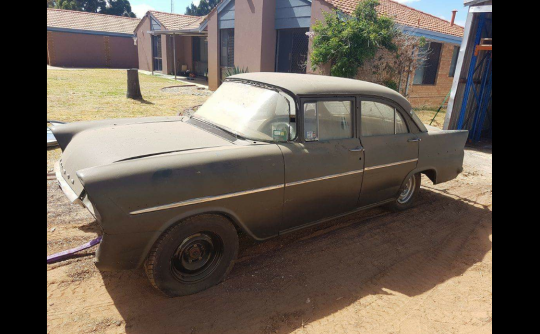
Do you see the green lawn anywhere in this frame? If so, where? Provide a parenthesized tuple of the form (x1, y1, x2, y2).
(414, 108, 447, 129)
(47, 68, 210, 170)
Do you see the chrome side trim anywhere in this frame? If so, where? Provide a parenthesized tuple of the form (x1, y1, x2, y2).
(286, 169, 364, 187)
(130, 184, 284, 215)
(364, 158, 419, 171)
(131, 169, 366, 215)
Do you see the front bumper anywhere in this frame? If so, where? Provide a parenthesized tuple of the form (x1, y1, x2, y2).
(55, 161, 82, 205)
(55, 161, 96, 218)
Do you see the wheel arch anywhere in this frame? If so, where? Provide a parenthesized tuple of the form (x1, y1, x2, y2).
(402, 167, 438, 188)
(135, 207, 265, 268)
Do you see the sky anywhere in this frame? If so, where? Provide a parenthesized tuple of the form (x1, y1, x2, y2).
(129, 0, 468, 26)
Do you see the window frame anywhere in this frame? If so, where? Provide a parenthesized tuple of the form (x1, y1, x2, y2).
(299, 96, 356, 143)
(358, 96, 419, 138)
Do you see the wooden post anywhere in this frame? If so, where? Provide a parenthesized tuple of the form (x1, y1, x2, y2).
(126, 69, 142, 100)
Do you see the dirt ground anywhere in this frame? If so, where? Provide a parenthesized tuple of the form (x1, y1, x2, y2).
(46, 146, 492, 334)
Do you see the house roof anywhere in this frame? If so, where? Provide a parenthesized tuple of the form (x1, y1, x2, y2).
(147, 11, 205, 31)
(47, 8, 140, 36)
(324, 0, 464, 37)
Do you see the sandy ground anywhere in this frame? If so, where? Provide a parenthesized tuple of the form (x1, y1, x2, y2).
(47, 148, 492, 334)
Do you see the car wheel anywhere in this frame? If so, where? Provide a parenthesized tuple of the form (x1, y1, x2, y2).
(387, 173, 421, 212)
(144, 214, 239, 297)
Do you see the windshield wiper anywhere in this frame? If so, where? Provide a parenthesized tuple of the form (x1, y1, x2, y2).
(191, 116, 251, 141)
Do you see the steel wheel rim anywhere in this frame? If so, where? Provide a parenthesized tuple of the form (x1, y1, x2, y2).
(398, 176, 416, 204)
(171, 232, 224, 284)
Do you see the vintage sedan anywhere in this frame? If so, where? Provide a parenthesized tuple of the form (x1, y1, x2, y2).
(52, 73, 468, 297)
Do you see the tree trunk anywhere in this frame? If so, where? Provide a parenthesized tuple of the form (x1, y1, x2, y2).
(126, 69, 142, 100)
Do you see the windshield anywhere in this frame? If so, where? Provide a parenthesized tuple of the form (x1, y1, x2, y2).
(194, 81, 296, 142)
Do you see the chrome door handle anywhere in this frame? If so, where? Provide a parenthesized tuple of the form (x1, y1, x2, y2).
(349, 147, 365, 152)
(408, 138, 421, 143)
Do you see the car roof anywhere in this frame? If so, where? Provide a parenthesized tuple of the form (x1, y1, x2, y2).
(229, 73, 412, 111)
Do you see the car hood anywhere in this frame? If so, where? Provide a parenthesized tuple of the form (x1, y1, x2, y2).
(55, 117, 235, 197)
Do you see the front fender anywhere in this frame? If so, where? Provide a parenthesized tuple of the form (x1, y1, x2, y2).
(79, 143, 285, 270)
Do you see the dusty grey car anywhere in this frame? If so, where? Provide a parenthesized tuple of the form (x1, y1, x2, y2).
(52, 73, 468, 297)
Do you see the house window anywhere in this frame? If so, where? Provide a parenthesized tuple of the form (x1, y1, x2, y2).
(152, 35, 162, 72)
(413, 42, 442, 85)
(150, 17, 162, 72)
(220, 29, 234, 68)
(150, 17, 161, 31)
(193, 37, 208, 63)
(361, 101, 409, 137)
(449, 46, 460, 77)
(304, 101, 353, 142)
(193, 37, 209, 76)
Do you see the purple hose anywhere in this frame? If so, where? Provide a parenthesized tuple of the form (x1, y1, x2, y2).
(47, 236, 103, 264)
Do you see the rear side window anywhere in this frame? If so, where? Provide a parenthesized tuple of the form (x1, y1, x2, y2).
(304, 101, 353, 142)
(361, 101, 409, 137)
(395, 112, 408, 134)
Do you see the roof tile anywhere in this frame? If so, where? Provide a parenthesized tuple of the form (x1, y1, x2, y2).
(324, 0, 464, 37)
(148, 11, 204, 31)
(47, 8, 140, 35)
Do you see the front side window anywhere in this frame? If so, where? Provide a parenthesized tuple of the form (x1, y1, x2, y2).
(194, 81, 296, 142)
(304, 101, 353, 142)
(361, 101, 409, 137)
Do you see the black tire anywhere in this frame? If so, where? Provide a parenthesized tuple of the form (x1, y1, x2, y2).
(145, 214, 239, 297)
(387, 173, 421, 212)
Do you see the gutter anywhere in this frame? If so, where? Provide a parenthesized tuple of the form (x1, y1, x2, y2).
(147, 29, 208, 36)
(47, 27, 135, 38)
(398, 25, 463, 45)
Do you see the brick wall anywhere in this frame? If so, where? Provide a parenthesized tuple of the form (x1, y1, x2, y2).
(136, 16, 153, 72)
(47, 30, 138, 69)
(408, 42, 457, 109)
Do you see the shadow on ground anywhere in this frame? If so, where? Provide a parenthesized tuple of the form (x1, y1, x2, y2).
(100, 186, 492, 334)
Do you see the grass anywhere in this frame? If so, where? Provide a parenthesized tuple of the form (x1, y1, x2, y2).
(414, 108, 447, 129)
(47, 68, 210, 171)
(47, 69, 208, 122)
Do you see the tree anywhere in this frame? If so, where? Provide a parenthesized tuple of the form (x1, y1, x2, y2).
(309, 0, 428, 95)
(102, 0, 136, 17)
(185, 0, 219, 16)
(53, 0, 135, 17)
(47, 0, 57, 8)
(310, 0, 397, 78)
(56, 0, 81, 10)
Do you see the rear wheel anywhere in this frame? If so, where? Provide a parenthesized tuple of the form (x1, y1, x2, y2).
(387, 173, 421, 212)
(145, 214, 239, 297)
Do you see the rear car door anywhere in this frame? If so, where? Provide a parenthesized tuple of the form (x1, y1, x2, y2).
(278, 98, 365, 232)
(358, 99, 420, 206)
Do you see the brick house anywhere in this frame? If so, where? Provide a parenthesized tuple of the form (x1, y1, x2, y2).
(134, 11, 207, 76)
(47, 9, 140, 69)
(202, 0, 464, 108)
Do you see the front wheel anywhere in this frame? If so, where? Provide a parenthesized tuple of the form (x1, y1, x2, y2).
(145, 214, 239, 297)
(387, 173, 421, 212)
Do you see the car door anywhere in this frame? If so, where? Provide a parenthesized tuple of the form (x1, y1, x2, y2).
(278, 98, 365, 232)
(357, 99, 420, 207)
